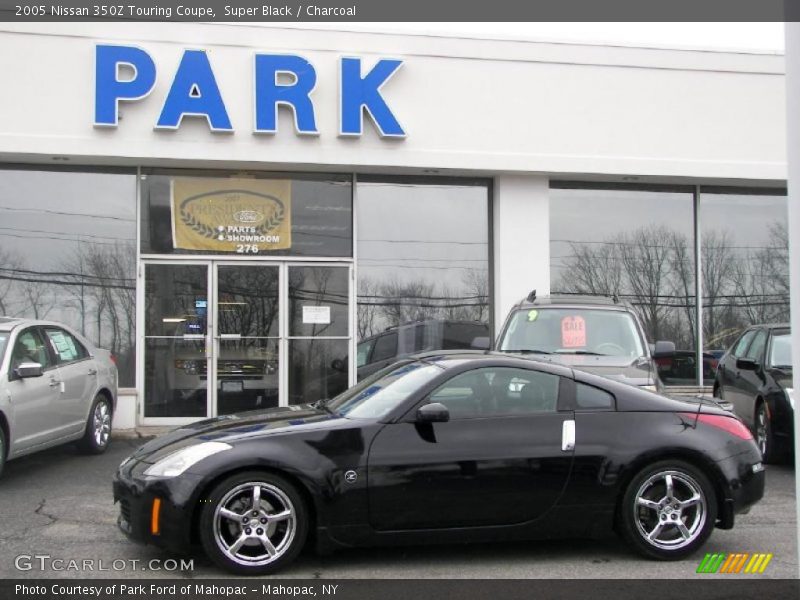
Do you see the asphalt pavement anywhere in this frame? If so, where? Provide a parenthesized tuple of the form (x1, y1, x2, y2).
(0, 436, 796, 579)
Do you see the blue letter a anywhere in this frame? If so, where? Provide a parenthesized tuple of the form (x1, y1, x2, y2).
(340, 57, 405, 138)
(157, 50, 233, 132)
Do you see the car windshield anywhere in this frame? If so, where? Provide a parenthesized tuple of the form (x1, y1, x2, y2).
(769, 333, 792, 368)
(326, 361, 444, 419)
(499, 307, 646, 358)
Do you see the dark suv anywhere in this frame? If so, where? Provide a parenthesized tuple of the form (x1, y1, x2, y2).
(496, 292, 668, 391)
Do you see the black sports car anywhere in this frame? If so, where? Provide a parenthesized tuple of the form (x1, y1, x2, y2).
(115, 352, 765, 575)
(714, 323, 794, 463)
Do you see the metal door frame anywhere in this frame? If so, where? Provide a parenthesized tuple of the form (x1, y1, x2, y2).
(139, 259, 354, 425)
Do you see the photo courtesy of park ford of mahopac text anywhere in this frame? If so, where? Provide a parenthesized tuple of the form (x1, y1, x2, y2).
(0, 1, 799, 600)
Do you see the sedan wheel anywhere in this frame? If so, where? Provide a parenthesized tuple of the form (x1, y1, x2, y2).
(619, 460, 716, 560)
(200, 471, 307, 575)
(755, 403, 778, 463)
(77, 395, 112, 454)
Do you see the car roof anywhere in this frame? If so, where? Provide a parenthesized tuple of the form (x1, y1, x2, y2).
(0, 317, 82, 334)
(512, 293, 632, 311)
(746, 323, 790, 332)
(408, 349, 575, 378)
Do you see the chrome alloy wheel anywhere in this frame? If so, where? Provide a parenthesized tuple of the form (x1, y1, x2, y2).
(633, 470, 707, 551)
(212, 481, 296, 567)
(93, 401, 111, 447)
(755, 406, 768, 456)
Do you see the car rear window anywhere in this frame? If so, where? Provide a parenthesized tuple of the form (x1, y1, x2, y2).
(499, 307, 645, 358)
(769, 333, 792, 368)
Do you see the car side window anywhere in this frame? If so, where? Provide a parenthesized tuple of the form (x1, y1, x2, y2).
(744, 330, 768, 363)
(732, 330, 756, 358)
(429, 367, 560, 419)
(43, 328, 88, 365)
(575, 382, 615, 410)
(371, 332, 398, 363)
(356, 340, 375, 368)
(10, 328, 52, 372)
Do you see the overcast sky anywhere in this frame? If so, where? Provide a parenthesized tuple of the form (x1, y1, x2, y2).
(267, 22, 785, 53)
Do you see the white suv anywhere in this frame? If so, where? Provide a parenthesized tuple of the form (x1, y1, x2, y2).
(0, 317, 118, 477)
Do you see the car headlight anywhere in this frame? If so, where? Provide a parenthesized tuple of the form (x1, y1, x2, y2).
(143, 442, 232, 478)
(786, 388, 795, 411)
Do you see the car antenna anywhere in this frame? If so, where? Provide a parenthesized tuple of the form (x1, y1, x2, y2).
(526, 289, 537, 302)
(693, 389, 705, 429)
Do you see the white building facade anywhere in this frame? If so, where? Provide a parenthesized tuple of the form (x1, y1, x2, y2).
(0, 23, 788, 428)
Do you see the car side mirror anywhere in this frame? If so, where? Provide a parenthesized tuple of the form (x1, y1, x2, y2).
(417, 402, 450, 423)
(470, 336, 491, 350)
(15, 362, 43, 378)
(736, 357, 759, 371)
(653, 340, 676, 355)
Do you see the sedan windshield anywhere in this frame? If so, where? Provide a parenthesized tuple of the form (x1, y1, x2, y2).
(326, 361, 444, 419)
(769, 333, 792, 368)
(499, 307, 645, 358)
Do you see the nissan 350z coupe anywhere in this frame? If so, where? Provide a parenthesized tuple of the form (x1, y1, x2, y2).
(114, 352, 765, 575)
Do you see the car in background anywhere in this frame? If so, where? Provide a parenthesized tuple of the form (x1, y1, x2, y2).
(115, 351, 764, 575)
(713, 323, 793, 463)
(496, 292, 669, 392)
(0, 317, 117, 478)
(356, 319, 491, 380)
(652, 349, 719, 386)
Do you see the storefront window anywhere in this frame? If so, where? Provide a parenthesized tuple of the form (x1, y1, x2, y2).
(0, 167, 137, 386)
(356, 178, 491, 349)
(699, 189, 788, 354)
(550, 184, 697, 385)
(140, 170, 352, 257)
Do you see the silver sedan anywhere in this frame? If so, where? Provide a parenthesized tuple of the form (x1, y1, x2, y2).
(0, 317, 118, 477)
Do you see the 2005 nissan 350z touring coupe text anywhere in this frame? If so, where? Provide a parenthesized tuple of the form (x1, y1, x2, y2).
(114, 352, 765, 575)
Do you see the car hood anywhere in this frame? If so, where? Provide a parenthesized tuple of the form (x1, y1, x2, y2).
(128, 405, 342, 463)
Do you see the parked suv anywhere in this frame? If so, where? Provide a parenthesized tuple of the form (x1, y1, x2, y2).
(0, 317, 118, 478)
(496, 292, 668, 391)
(357, 319, 491, 380)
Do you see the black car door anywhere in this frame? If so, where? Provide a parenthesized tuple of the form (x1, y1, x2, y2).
(720, 329, 757, 406)
(735, 328, 769, 427)
(367, 365, 574, 531)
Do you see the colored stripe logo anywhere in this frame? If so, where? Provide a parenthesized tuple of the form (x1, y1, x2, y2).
(696, 553, 773, 574)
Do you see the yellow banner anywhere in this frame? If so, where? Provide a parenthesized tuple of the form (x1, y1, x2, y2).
(171, 178, 291, 252)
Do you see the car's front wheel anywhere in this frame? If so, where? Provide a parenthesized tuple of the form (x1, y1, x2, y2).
(618, 460, 717, 560)
(200, 471, 308, 575)
(755, 402, 778, 463)
(77, 394, 112, 454)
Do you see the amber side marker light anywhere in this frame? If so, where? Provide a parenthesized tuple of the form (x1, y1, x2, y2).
(151, 498, 162, 535)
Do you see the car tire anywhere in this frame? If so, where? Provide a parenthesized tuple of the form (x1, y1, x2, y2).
(0, 425, 6, 479)
(755, 402, 779, 464)
(77, 394, 112, 454)
(618, 460, 717, 560)
(200, 471, 308, 575)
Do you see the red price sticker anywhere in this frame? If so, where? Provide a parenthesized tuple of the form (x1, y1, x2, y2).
(561, 316, 586, 348)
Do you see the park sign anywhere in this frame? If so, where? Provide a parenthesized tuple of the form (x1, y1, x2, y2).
(94, 44, 406, 138)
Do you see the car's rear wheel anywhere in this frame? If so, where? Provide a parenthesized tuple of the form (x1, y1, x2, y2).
(200, 471, 308, 575)
(618, 460, 717, 560)
(755, 402, 779, 463)
(77, 394, 112, 454)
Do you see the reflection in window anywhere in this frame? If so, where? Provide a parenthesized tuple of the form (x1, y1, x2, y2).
(699, 191, 788, 354)
(0, 168, 137, 385)
(355, 179, 491, 345)
(140, 170, 352, 258)
(550, 185, 696, 358)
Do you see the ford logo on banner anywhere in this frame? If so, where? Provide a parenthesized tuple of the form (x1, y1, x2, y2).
(94, 45, 406, 138)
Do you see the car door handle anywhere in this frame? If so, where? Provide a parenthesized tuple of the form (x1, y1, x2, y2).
(48, 379, 61, 388)
(88, 368, 98, 376)
(562, 419, 575, 452)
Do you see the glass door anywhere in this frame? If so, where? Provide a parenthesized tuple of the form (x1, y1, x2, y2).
(142, 261, 353, 422)
(143, 263, 211, 419)
(214, 264, 281, 415)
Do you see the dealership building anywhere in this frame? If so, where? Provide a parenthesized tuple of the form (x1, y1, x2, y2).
(0, 23, 789, 428)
